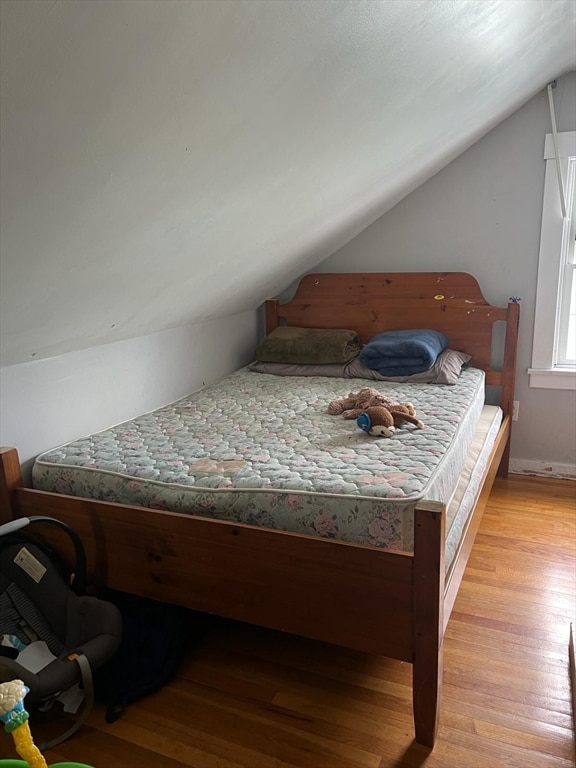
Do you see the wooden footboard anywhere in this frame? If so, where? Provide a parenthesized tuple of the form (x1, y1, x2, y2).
(10, 485, 418, 659)
(0, 446, 445, 747)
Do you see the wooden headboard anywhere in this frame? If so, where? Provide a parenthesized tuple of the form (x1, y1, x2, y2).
(265, 272, 520, 417)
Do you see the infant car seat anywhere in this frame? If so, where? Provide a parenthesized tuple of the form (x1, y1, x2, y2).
(0, 516, 122, 748)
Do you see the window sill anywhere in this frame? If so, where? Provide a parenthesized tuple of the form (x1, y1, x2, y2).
(528, 367, 576, 390)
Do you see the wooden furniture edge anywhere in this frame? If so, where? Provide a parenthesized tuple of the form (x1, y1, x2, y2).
(570, 623, 576, 743)
(0, 445, 24, 519)
(412, 500, 445, 748)
(497, 301, 520, 476)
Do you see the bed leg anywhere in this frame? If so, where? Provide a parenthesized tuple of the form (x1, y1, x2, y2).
(412, 501, 445, 748)
(497, 436, 511, 478)
(0, 447, 23, 523)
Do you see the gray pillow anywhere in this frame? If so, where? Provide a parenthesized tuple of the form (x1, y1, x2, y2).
(248, 348, 472, 385)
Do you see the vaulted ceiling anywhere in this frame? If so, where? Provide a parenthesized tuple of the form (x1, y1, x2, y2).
(1, 0, 575, 365)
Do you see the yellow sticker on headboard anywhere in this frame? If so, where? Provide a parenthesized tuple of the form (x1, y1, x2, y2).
(434, 294, 445, 300)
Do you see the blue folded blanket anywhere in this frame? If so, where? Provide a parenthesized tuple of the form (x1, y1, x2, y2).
(359, 328, 449, 376)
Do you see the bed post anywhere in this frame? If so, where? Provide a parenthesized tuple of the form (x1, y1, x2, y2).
(265, 299, 280, 334)
(498, 300, 520, 477)
(412, 500, 445, 748)
(0, 447, 23, 523)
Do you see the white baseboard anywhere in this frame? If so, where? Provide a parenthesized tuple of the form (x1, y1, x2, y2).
(509, 459, 576, 481)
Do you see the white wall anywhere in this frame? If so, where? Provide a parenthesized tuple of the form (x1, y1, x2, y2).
(2, 1, 574, 367)
(320, 72, 576, 475)
(0, 311, 258, 476)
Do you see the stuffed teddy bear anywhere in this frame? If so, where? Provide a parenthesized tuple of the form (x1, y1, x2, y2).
(357, 405, 424, 437)
(327, 386, 414, 420)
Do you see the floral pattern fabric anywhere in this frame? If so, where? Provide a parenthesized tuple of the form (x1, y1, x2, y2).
(33, 367, 488, 561)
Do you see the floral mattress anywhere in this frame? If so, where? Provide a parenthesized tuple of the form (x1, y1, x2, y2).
(32, 367, 499, 567)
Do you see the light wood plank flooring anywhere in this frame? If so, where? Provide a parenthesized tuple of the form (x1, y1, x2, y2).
(2, 475, 575, 767)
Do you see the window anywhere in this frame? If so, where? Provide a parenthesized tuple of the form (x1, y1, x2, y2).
(529, 131, 576, 389)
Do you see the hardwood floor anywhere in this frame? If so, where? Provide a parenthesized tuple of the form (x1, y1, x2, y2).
(2, 476, 574, 767)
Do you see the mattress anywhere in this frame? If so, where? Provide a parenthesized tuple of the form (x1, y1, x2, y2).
(33, 367, 498, 566)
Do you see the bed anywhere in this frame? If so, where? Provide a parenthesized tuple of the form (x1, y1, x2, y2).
(0, 271, 519, 748)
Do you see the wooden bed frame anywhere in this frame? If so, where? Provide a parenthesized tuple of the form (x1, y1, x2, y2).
(0, 272, 519, 748)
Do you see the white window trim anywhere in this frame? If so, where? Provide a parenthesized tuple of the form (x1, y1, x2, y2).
(555, 159, 575, 366)
(529, 131, 576, 390)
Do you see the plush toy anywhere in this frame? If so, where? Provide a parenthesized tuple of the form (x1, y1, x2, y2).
(387, 402, 423, 428)
(327, 386, 417, 421)
(356, 405, 424, 437)
(356, 406, 396, 437)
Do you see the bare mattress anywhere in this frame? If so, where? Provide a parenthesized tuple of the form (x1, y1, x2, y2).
(32, 367, 501, 569)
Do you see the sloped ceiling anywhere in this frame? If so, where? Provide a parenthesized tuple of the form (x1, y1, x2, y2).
(1, 0, 575, 366)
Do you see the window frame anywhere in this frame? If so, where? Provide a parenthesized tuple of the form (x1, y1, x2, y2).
(529, 131, 576, 390)
(555, 157, 575, 366)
